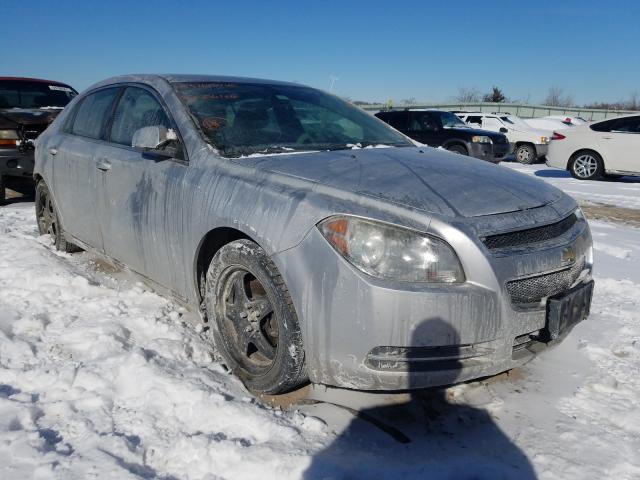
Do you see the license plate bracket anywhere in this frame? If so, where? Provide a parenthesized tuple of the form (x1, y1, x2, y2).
(540, 280, 594, 342)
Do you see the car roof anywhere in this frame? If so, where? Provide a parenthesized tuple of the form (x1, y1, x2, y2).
(86, 74, 303, 91)
(0, 76, 75, 89)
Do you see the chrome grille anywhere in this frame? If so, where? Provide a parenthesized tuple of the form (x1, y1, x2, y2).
(506, 259, 585, 305)
(483, 214, 577, 250)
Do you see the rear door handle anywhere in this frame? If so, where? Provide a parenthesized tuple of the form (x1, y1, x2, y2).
(602, 136, 612, 140)
(96, 160, 111, 171)
(49, 148, 58, 155)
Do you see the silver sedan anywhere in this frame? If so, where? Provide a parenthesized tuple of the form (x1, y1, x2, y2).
(34, 75, 594, 394)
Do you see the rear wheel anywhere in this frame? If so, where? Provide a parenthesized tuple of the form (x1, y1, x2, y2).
(205, 239, 307, 394)
(569, 151, 603, 180)
(514, 144, 537, 164)
(35, 181, 80, 252)
(446, 144, 468, 156)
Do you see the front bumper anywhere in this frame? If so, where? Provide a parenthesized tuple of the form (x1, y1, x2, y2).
(467, 142, 510, 163)
(0, 149, 35, 178)
(272, 203, 593, 390)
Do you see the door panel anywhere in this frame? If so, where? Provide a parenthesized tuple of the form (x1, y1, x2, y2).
(95, 143, 188, 291)
(94, 85, 189, 294)
(596, 118, 640, 172)
(52, 135, 104, 250)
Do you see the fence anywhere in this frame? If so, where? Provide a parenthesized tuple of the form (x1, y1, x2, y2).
(360, 102, 636, 121)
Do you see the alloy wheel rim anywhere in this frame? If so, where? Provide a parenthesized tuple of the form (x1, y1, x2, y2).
(517, 147, 531, 162)
(219, 267, 278, 375)
(574, 155, 598, 178)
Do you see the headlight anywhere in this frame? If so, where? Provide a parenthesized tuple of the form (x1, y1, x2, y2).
(471, 135, 492, 144)
(318, 216, 465, 283)
(540, 136, 550, 144)
(574, 207, 586, 221)
(0, 129, 19, 141)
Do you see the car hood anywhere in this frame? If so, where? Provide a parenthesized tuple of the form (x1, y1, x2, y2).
(0, 107, 62, 126)
(239, 146, 564, 218)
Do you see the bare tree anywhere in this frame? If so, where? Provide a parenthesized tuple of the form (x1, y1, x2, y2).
(454, 87, 480, 103)
(627, 91, 639, 110)
(401, 97, 417, 106)
(545, 86, 574, 107)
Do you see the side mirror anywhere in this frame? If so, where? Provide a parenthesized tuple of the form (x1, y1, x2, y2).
(132, 125, 178, 151)
(499, 127, 508, 133)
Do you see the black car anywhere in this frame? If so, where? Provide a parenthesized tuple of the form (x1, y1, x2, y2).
(375, 109, 510, 163)
(0, 77, 77, 202)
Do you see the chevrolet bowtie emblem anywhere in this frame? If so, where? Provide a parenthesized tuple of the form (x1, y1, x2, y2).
(561, 246, 577, 266)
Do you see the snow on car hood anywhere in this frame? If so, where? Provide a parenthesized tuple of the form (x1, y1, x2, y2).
(241, 146, 563, 218)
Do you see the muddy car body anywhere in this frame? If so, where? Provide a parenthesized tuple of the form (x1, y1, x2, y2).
(34, 75, 594, 393)
(0, 77, 77, 201)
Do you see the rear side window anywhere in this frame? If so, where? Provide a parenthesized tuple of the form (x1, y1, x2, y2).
(387, 112, 408, 130)
(590, 119, 616, 132)
(71, 88, 120, 139)
(109, 87, 170, 146)
(610, 117, 640, 133)
(466, 116, 482, 125)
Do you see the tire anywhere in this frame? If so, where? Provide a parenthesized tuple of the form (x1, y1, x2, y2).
(204, 239, 307, 394)
(0, 176, 5, 204)
(446, 144, 468, 156)
(514, 144, 537, 164)
(569, 151, 604, 180)
(35, 181, 80, 253)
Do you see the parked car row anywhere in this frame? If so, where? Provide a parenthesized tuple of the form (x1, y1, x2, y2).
(31, 74, 595, 395)
(0, 77, 77, 202)
(375, 108, 557, 165)
(375, 109, 510, 163)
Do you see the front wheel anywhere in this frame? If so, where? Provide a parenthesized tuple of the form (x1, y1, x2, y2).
(204, 239, 307, 394)
(569, 151, 603, 180)
(446, 144, 468, 156)
(514, 144, 537, 164)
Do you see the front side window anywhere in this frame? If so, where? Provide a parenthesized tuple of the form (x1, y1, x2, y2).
(71, 88, 120, 139)
(173, 82, 412, 157)
(109, 87, 170, 146)
(466, 116, 482, 125)
(409, 112, 440, 131)
(0, 80, 77, 109)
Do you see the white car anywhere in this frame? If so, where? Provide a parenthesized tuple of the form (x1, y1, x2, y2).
(455, 112, 553, 164)
(525, 115, 587, 131)
(525, 117, 574, 131)
(547, 114, 640, 180)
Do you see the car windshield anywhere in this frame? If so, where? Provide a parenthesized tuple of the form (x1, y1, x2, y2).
(0, 80, 77, 109)
(173, 81, 413, 157)
(439, 111, 468, 128)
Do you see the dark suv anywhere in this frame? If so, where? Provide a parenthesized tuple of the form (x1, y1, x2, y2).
(0, 77, 77, 202)
(375, 109, 510, 163)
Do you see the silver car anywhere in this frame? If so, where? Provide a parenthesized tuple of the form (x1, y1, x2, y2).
(34, 75, 594, 394)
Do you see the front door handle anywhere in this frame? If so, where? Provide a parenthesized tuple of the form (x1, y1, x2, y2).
(602, 136, 612, 140)
(96, 160, 112, 172)
(49, 148, 58, 155)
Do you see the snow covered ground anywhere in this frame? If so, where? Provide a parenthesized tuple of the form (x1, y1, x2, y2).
(1, 166, 639, 479)
(503, 161, 640, 210)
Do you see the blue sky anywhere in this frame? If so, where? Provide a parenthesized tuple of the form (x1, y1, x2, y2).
(3, 0, 638, 104)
